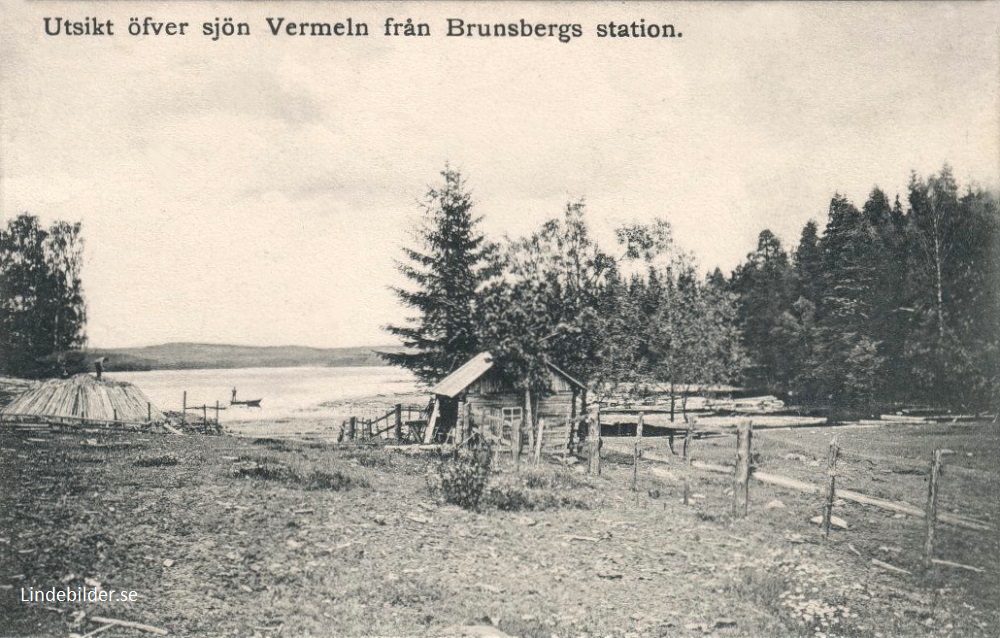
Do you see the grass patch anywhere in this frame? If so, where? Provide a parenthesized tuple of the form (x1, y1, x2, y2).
(481, 474, 590, 512)
(602, 450, 635, 465)
(520, 467, 593, 491)
(300, 469, 363, 491)
(134, 453, 179, 467)
(252, 437, 295, 451)
(230, 458, 296, 481)
(229, 457, 364, 491)
(341, 448, 394, 468)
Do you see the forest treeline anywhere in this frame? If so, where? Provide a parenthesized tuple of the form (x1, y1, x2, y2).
(387, 165, 999, 414)
(728, 166, 998, 413)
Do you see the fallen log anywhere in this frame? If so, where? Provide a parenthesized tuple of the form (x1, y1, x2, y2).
(75, 623, 115, 638)
(871, 558, 911, 575)
(90, 616, 168, 636)
(932, 558, 985, 573)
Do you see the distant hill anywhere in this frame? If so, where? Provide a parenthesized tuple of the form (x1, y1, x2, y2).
(87, 343, 406, 372)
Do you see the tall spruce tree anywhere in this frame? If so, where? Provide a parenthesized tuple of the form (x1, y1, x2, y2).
(817, 194, 884, 410)
(793, 220, 823, 306)
(383, 167, 495, 384)
(729, 230, 795, 390)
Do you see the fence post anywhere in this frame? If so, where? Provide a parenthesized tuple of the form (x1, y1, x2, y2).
(349, 416, 357, 440)
(733, 421, 752, 518)
(394, 404, 403, 440)
(924, 449, 945, 569)
(683, 421, 695, 464)
(589, 405, 602, 475)
(182, 391, 187, 425)
(215, 400, 220, 424)
(534, 418, 546, 464)
(147, 402, 152, 423)
(524, 388, 534, 458)
(512, 411, 522, 471)
(822, 437, 840, 538)
(631, 412, 644, 491)
(456, 401, 468, 449)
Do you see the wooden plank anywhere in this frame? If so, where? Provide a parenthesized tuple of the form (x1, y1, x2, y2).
(423, 399, 439, 444)
(161, 423, 184, 436)
(534, 417, 546, 465)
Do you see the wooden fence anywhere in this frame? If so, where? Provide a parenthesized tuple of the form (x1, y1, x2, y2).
(599, 413, 993, 573)
(336, 404, 428, 443)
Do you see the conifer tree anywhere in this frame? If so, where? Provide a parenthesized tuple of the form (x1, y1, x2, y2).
(383, 167, 495, 384)
(729, 230, 795, 389)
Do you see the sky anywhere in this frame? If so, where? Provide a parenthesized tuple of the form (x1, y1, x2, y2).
(1, 1, 997, 348)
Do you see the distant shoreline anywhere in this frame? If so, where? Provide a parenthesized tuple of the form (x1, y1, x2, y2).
(87, 342, 405, 372)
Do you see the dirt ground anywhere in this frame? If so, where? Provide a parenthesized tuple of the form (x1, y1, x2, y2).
(1, 421, 997, 638)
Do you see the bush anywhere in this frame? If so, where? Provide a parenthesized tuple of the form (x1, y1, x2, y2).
(434, 449, 492, 510)
(481, 482, 533, 511)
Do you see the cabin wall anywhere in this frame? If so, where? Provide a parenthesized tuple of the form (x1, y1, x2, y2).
(466, 392, 522, 417)
(536, 392, 574, 451)
(454, 366, 581, 453)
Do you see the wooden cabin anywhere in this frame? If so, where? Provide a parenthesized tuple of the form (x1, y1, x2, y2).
(425, 352, 587, 453)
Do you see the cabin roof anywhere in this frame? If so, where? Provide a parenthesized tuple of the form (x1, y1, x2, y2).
(430, 351, 586, 398)
(430, 352, 496, 398)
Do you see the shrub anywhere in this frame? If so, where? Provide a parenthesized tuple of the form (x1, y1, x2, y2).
(434, 449, 492, 510)
(482, 482, 533, 511)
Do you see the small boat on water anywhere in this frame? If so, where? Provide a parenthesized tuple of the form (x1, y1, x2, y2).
(231, 398, 262, 408)
(230, 388, 262, 408)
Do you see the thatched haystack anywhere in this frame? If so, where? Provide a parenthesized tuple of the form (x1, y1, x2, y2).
(0, 374, 165, 426)
(0, 377, 36, 409)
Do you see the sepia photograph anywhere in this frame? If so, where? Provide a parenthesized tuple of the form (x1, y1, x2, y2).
(0, 1, 998, 637)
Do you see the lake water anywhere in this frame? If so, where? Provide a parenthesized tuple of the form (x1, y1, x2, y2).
(114, 366, 425, 425)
